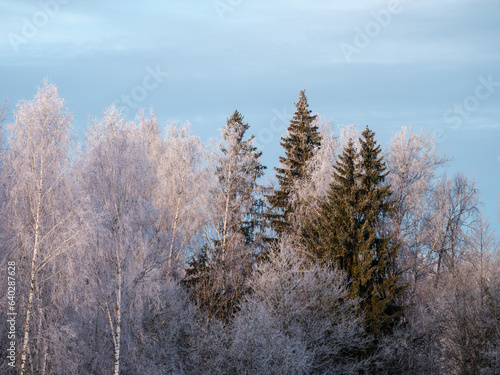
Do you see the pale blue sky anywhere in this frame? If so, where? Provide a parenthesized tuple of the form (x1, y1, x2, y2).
(1, 0, 499, 230)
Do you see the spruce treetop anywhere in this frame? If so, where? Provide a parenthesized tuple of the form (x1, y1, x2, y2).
(219, 109, 265, 186)
(266, 90, 322, 237)
(277, 89, 320, 182)
(223, 110, 249, 145)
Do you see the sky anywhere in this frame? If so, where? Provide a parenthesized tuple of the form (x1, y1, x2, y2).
(1, 0, 499, 230)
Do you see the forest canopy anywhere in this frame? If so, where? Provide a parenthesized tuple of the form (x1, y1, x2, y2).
(0, 82, 499, 375)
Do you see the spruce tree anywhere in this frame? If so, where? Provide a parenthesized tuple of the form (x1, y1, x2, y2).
(310, 127, 404, 335)
(184, 110, 265, 322)
(357, 127, 404, 334)
(309, 138, 360, 269)
(221, 110, 266, 245)
(266, 90, 321, 237)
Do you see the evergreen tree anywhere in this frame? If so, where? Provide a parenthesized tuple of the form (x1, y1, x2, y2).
(266, 90, 321, 237)
(219, 110, 266, 246)
(309, 138, 360, 268)
(184, 110, 265, 322)
(309, 127, 404, 335)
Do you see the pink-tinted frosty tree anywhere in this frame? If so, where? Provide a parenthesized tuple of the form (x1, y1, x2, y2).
(0, 81, 78, 374)
(233, 237, 370, 374)
(78, 106, 161, 375)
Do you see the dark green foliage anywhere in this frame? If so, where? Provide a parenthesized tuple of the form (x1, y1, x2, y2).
(266, 90, 321, 237)
(309, 127, 404, 335)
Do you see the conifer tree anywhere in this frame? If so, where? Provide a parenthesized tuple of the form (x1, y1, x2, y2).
(185, 110, 265, 322)
(219, 110, 266, 246)
(266, 90, 321, 237)
(309, 127, 403, 335)
(310, 138, 359, 268)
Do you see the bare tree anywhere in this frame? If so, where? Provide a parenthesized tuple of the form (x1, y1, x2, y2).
(385, 126, 451, 288)
(338, 124, 360, 153)
(433, 217, 499, 374)
(155, 121, 210, 271)
(134, 275, 202, 375)
(431, 173, 479, 284)
(78, 106, 160, 375)
(0, 81, 77, 374)
(229, 301, 311, 375)
(391, 215, 500, 375)
(234, 237, 370, 374)
(0, 98, 8, 246)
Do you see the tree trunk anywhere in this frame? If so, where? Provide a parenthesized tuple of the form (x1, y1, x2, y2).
(20, 173, 44, 375)
(114, 259, 122, 375)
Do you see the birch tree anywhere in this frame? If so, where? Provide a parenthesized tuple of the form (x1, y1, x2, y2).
(385, 127, 450, 288)
(232, 237, 369, 374)
(79, 106, 159, 374)
(426, 217, 500, 374)
(155, 120, 209, 271)
(0, 81, 77, 374)
(430, 173, 479, 284)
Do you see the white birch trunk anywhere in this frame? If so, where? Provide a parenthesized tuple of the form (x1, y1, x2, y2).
(20, 167, 44, 375)
(114, 260, 122, 375)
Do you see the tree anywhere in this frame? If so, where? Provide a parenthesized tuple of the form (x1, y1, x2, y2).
(266, 90, 321, 237)
(309, 127, 404, 335)
(78, 106, 160, 374)
(286, 118, 338, 244)
(356, 127, 404, 334)
(308, 138, 359, 265)
(385, 127, 450, 297)
(138, 113, 210, 273)
(160, 122, 210, 270)
(134, 276, 202, 374)
(422, 217, 500, 374)
(213, 110, 266, 249)
(185, 110, 265, 322)
(430, 173, 479, 285)
(0, 98, 8, 252)
(0, 81, 78, 374)
(230, 237, 369, 374)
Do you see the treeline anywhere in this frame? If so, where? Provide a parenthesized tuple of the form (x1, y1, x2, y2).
(0, 81, 499, 374)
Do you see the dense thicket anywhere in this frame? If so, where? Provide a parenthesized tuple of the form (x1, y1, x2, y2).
(0, 82, 498, 375)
